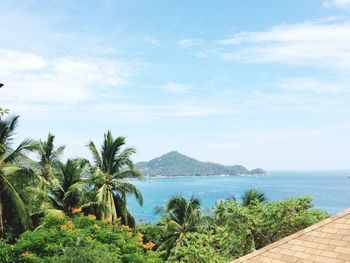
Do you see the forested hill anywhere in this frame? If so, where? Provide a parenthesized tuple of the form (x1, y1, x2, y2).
(135, 151, 266, 177)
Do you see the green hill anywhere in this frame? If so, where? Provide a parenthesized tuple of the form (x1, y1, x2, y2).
(135, 151, 266, 177)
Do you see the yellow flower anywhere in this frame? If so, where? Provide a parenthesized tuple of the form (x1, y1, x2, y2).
(143, 241, 155, 250)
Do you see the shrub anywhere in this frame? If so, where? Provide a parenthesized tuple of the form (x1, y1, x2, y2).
(0, 213, 162, 263)
(213, 195, 329, 260)
(167, 232, 227, 263)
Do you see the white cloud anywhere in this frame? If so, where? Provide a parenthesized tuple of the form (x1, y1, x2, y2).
(2, 99, 240, 124)
(161, 82, 191, 93)
(0, 49, 130, 104)
(275, 77, 349, 94)
(217, 19, 350, 69)
(324, 0, 350, 9)
(52, 57, 128, 87)
(178, 38, 201, 48)
(0, 48, 47, 71)
(143, 36, 160, 46)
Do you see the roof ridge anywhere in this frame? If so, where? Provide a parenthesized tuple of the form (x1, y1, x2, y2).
(231, 208, 350, 262)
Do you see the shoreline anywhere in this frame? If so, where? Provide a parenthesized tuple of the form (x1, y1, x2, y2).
(142, 173, 268, 179)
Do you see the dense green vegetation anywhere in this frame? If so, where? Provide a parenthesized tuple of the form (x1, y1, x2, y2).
(0, 113, 329, 262)
(139, 195, 328, 262)
(0, 213, 161, 263)
(136, 151, 266, 177)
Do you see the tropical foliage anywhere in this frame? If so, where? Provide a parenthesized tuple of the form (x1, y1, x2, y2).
(87, 131, 144, 227)
(0, 212, 162, 263)
(32, 133, 65, 182)
(154, 195, 207, 259)
(141, 194, 328, 262)
(48, 159, 89, 215)
(241, 187, 267, 206)
(0, 113, 330, 262)
(0, 116, 35, 238)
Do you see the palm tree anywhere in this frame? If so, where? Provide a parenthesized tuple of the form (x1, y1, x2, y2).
(0, 115, 36, 237)
(32, 133, 65, 182)
(48, 159, 89, 215)
(22, 133, 66, 222)
(87, 131, 143, 227)
(155, 195, 206, 258)
(241, 188, 267, 206)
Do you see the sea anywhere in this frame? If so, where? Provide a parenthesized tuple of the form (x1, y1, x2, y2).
(128, 170, 350, 223)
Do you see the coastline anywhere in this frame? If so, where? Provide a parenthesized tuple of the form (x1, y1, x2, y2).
(142, 173, 268, 179)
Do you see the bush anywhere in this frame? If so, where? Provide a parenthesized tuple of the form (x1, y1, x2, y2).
(0, 213, 162, 263)
(167, 232, 227, 263)
(213, 195, 329, 260)
(137, 223, 164, 250)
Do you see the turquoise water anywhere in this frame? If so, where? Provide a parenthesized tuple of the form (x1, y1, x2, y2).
(128, 170, 350, 222)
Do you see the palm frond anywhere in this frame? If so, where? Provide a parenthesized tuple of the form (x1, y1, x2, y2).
(87, 141, 102, 168)
(2, 138, 35, 164)
(1, 175, 32, 230)
(0, 115, 19, 147)
(101, 132, 125, 173)
(2, 165, 39, 187)
(113, 180, 144, 206)
(241, 188, 267, 206)
(154, 205, 166, 215)
(111, 147, 137, 173)
(115, 168, 144, 180)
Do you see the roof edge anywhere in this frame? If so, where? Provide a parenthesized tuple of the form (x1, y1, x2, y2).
(230, 208, 350, 262)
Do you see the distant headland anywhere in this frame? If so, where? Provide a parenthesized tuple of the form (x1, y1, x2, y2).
(135, 151, 267, 177)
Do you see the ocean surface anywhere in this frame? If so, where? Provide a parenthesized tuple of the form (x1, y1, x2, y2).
(128, 170, 350, 223)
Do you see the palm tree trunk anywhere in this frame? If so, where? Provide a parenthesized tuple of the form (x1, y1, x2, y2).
(109, 191, 117, 222)
(0, 194, 4, 237)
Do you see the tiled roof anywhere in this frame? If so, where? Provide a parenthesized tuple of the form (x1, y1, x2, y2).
(231, 208, 350, 263)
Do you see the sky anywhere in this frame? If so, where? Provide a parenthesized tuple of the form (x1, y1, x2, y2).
(1, 0, 350, 170)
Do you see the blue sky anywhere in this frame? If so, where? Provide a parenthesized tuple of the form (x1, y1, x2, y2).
(1, 0, 350, 170)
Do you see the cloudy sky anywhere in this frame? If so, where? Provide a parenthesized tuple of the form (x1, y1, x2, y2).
(1, 0, 350, 170)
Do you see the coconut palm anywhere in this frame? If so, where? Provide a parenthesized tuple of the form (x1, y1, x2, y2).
(241, 188, 267, 206)
(21, 133, 67, 223)
(32, 133, 65, 182)
(0, 115, 36, 237)
(87, 131, 143, 227)
(48, 159, 89, 215)
(155, 195, 206, 258)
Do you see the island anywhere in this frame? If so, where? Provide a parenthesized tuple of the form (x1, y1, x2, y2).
(135, 151, 267, 177)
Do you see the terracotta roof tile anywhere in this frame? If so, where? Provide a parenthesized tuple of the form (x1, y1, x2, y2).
(231, 208, 350, 263)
